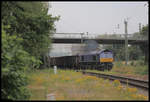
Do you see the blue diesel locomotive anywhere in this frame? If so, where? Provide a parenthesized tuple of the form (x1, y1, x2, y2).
(78, 49, 113, 71)
(49, 49, 113, 71)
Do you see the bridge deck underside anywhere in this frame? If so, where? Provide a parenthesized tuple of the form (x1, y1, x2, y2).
(52, 38, 147, 44)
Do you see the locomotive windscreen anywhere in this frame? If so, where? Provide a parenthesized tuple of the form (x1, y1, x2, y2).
(100, 52, 113, 58)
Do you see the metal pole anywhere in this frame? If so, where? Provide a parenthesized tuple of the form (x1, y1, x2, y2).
(137, 23, 142, 49)
(87, 32, 88, 38)
(139, 23, 141, 34)
(124, 19, 128, 65)
(81, 33, 84, 43)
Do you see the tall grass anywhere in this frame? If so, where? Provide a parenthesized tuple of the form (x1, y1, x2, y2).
(113, 61, 148, 75)
(26, 68, 148, 100)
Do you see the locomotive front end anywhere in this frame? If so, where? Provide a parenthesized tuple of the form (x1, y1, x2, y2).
(100, 52, 113, 63)
(99, 50, 113, 71)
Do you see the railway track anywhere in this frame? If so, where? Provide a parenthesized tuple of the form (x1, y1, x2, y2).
(78, 71, 149, 90)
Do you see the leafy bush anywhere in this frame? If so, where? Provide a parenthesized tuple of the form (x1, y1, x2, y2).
(133, 65, 148, 75)
(113, 61, 148, 75)
(2, 2, 59, 68)
(137, 60, 145, 66)
(130, 61, 135, 66)
(114, 61, 123, 68)
(1, 2, 59, 100)
(2, 25, 31, 100)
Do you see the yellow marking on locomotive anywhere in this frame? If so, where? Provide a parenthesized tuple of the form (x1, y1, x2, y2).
(100, 58, 113, 62)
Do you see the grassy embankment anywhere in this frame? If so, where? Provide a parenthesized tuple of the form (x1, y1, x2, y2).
(86, 60, 148, 80)
(26, 69, 148, 100)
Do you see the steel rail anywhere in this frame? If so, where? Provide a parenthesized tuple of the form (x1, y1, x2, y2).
(79, 71, 149, 90)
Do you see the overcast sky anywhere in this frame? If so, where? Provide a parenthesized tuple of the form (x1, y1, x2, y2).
(48, 1, 148, 35)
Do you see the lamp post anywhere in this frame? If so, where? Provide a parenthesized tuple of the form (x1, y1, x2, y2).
(124, 19, 128, 65)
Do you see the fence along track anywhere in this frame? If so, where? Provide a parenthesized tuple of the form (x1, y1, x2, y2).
(80, 71, 148, 90)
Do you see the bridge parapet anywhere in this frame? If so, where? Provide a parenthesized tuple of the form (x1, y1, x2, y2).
(50, 33, 148, 41)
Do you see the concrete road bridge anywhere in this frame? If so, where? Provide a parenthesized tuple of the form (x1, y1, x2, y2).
(50, 33, 148, 45)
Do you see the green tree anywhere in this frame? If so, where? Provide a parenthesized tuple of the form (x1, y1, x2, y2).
(139, 25, 148, 64)
(2, 1, 59, 68)
(2, 25, 31, 100)
(2, 1, 59, 100)
(128, 45, 143, 60)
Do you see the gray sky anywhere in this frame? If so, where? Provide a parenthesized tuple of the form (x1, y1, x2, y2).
(48, 2, 148, 35)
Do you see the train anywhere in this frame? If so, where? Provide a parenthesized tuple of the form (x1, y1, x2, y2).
(49, 49, 113, 71)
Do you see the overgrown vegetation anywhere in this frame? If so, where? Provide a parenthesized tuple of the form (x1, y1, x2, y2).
(2, 1, 59, 100)
(113, 61, 148, 75)
(86, 61, 148, 79)
(27, 69, 148, 100)
(2, 25, 31, 100)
